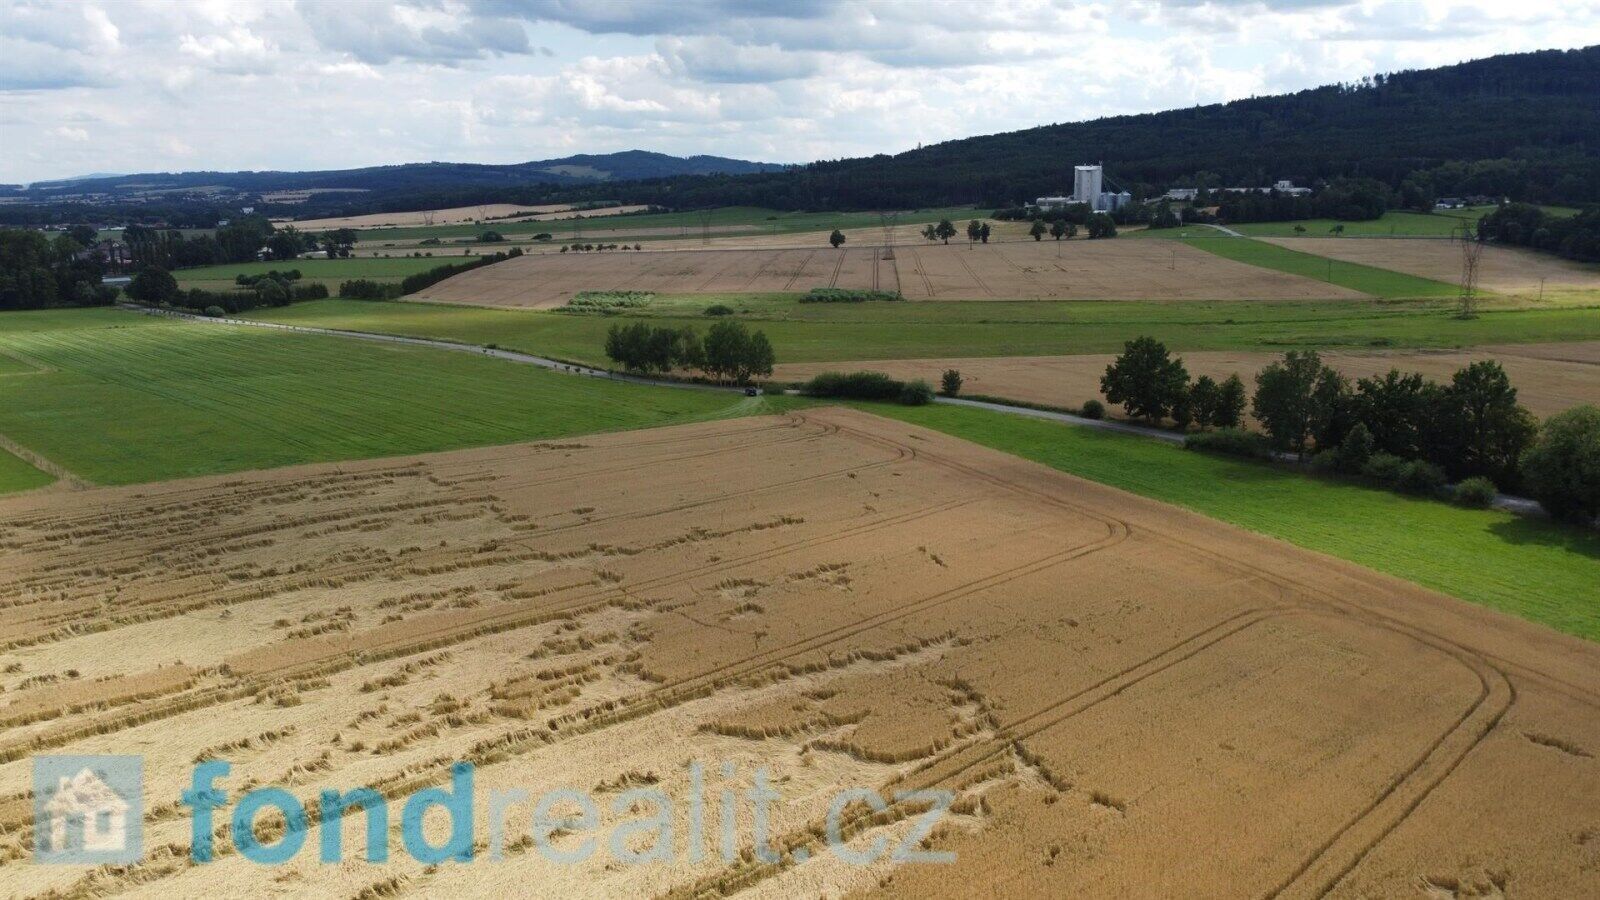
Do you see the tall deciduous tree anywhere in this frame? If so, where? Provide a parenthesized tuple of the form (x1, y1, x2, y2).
(1252, 350, 1328, 455)
(1520, 405, 1600, 522)
(1440, 360, 1537, 484)
(1100, 336, 1190, 423)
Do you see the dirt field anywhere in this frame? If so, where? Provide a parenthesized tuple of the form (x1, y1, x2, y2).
(413, 242, 1364, 307)
(1261, 237, 1600, 300)
(282, 204, 646, 232)
(774, 341, 1600, 419)
(1, 408, 1595, 897)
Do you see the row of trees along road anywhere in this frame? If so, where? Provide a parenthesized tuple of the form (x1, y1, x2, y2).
(1098, 337, 1578, 506)
(604, 320, 774, 385)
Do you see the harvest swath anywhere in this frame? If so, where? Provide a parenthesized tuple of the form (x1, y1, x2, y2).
(1, 408, 1595, 897)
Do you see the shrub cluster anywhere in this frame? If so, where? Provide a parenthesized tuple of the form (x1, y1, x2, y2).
(1184, 429, 1275, 460)
(165, 280, 326, 315)
(339, 279, 400, 300)
(799, 288, 903, 303)
(565, 291, 655, 311)
(800, 371, 936, 406)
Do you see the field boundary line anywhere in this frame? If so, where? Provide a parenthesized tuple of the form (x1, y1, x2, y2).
(0, 431, 85, 490)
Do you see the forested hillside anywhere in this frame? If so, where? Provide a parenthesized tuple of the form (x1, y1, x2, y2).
(541, 46, 1600, 211)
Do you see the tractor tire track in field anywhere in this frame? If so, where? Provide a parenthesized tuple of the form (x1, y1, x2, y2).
(661, 416, 1523, 900)
(952, 248, 995, 297)
(780, 250, 818, 291)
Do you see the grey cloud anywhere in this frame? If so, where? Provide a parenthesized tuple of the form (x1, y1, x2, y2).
(474, 0, 840, 37)
(0, 37, 106, 91)
(300, 2, 533, 64)
(657, 36, 821, 83)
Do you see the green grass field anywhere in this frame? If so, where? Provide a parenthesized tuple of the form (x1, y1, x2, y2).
(0, 447, 53, 495)
(1229, 211, 1477, 238)
(1181, 236, 1459, 298)
(247, 297, 1600, 367)
(0, 309, 761, 486)
(859, 401, 1600, 642)
(174, 257, 455, 291)
(343, 205, 984, 243)
(0, 349, 39, 375)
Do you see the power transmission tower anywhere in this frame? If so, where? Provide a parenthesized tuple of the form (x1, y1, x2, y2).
(1454, 222, 1483, 319)
(700, 209, 713, 246)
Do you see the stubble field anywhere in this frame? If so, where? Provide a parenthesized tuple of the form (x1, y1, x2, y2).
(410, 241, 1364, 308)
(1, 408, 1596, 898)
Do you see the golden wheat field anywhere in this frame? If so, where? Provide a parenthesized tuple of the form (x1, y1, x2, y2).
(1, 408, 1597, 898)
(410, 241, 1360, 308)
(773, 341, 1600, 420)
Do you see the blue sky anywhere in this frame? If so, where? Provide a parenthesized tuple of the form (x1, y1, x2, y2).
(2, 0, 1597, 184)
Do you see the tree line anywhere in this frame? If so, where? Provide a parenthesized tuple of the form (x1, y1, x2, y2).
(604, 320, 774, 385)
(1479, 203, 1600, 263)
(0, 229, 117, 310)
(1100, 337, 1598, 521)
(123, 219, 358, 270)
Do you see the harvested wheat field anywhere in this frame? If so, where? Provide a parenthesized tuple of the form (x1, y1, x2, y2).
(413, 241, 1362, 307)
(1, 408, 1596, 898)
(1260, 238, 1600, 300)
(775, 341, 1600, 419)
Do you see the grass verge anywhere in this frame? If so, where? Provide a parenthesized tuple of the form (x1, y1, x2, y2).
(859, 400, 1600, 642)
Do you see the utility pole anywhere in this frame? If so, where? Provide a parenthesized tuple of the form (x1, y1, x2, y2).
(1453, 222, 1482, 319)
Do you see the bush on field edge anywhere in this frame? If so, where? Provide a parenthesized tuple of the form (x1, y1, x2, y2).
(801, 371, 934, 406)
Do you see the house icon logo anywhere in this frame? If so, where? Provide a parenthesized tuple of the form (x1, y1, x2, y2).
(33, 755, 143, 864)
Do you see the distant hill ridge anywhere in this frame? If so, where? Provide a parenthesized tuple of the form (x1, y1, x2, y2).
(20, 150, 786, 195)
